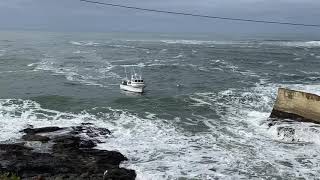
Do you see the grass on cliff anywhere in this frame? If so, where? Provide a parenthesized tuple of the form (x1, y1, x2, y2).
(0, 172, 20, 180)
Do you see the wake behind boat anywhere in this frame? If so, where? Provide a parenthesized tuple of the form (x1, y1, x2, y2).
(120, 67, 145, 93)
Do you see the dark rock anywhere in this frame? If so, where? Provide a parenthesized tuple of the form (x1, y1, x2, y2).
(79, 139, 96, 148)
(22, 126, 63, 134)
(22, 134, 50, 142)
(80, 172, 89, 178)
(0, 143, 33, 153)
(36, 175, 46, 180)
(72, 126, 84, 134)
(97, 128, 112, 136)
(209, 168, 217, 172)
(277, 126, 296, 141)
(270, 109, 318, 123)
(0, 125, 135, 180)
(52, 135, 81, 149)
(81, 122, 94, 126)
(71, 124, 111, 139)
(103, 168, 136, 180)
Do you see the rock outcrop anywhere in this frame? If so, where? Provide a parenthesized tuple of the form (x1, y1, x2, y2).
(0, 123, 136, 180)
(270, 88, 320, 124)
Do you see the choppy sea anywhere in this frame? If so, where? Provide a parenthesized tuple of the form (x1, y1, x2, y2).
(1, 31, 320, 179)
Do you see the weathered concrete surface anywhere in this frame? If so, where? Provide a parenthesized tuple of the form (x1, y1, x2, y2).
(270, 88, 320, 124)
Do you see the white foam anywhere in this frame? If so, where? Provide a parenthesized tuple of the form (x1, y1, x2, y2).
(33, 56, 119, 87)
(0, 100, 222, 179)
(120, 63, 145, 68)
(0, 99, 95, 141)
(191, 83, 320, 144)
(189, 96, 212, 106)
(95, 109, 233, 179)
(73, 50, 95, 54)
(305, 41, 320, 47)
(210, 59, 260, 78)
(70, 41, 82, 45)
(264, 41, 320, 48)
(27, 63, 36, 67)
(161, 39, 215, 45)
(0, 49, 6, 56)
(264, 61, 274, 64)
(188, 83, 320, 178)
(159, 39, 251, 46)
(172, 54, 183, 59)
(299, 70, 320, 75)
(109, 44, 136, 49)
(69, 41, 100, 46)
(2, 82, 320, 179)
(125, 39, 320, 48)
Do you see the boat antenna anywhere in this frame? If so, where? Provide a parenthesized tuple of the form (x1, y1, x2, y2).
(131, 66, 134, 79)
(132, 66, 137, 78)
(124, 66, 128, 79)
(139, 67, 142, 80)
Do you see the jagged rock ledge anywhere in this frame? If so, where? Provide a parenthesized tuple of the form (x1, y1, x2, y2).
(0, 123, 136, 180)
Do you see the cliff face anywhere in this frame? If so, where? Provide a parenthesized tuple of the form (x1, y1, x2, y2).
(270, 88, 320, 124)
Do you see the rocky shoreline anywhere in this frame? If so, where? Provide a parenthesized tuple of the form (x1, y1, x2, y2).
(0, 123, 136, 180)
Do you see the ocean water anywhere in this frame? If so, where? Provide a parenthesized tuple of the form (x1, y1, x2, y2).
(0, 31, 320, 179)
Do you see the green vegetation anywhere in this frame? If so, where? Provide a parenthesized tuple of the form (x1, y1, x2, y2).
(0, 172, 21, 180)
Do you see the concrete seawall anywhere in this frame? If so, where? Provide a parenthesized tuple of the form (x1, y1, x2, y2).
(270, 88, 320, 124)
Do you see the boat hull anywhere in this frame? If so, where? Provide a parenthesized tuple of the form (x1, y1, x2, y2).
(120, 84, 144, 93)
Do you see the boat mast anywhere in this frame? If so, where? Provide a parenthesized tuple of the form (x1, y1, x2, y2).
(139, 67, 142, 80)
(132, 66, 137, 79)
(124, 66, 128, 80)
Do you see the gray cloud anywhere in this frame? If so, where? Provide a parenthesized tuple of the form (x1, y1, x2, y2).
(0, 0, 319, 37)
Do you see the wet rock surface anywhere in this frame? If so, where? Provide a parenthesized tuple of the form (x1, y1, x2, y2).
(0, 123, 136, 180)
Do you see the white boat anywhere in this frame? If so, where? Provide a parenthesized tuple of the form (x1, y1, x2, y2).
(120, 67, 145, 93)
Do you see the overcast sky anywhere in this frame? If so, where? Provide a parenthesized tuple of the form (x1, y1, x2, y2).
(0, 0, 319, 36)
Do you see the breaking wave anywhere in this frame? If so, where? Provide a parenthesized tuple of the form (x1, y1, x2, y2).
(0, 99, 95, 142)
(263, 41, 320, 48)
(186, 82, 320, 178)
(2, 82, 320, 179)
(160, 39, 216, 45)
(3, 82, 320, 179)
(0, 49, 5, 56)
(31, 55, 120, 87)
(69, 41, 100, 46)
